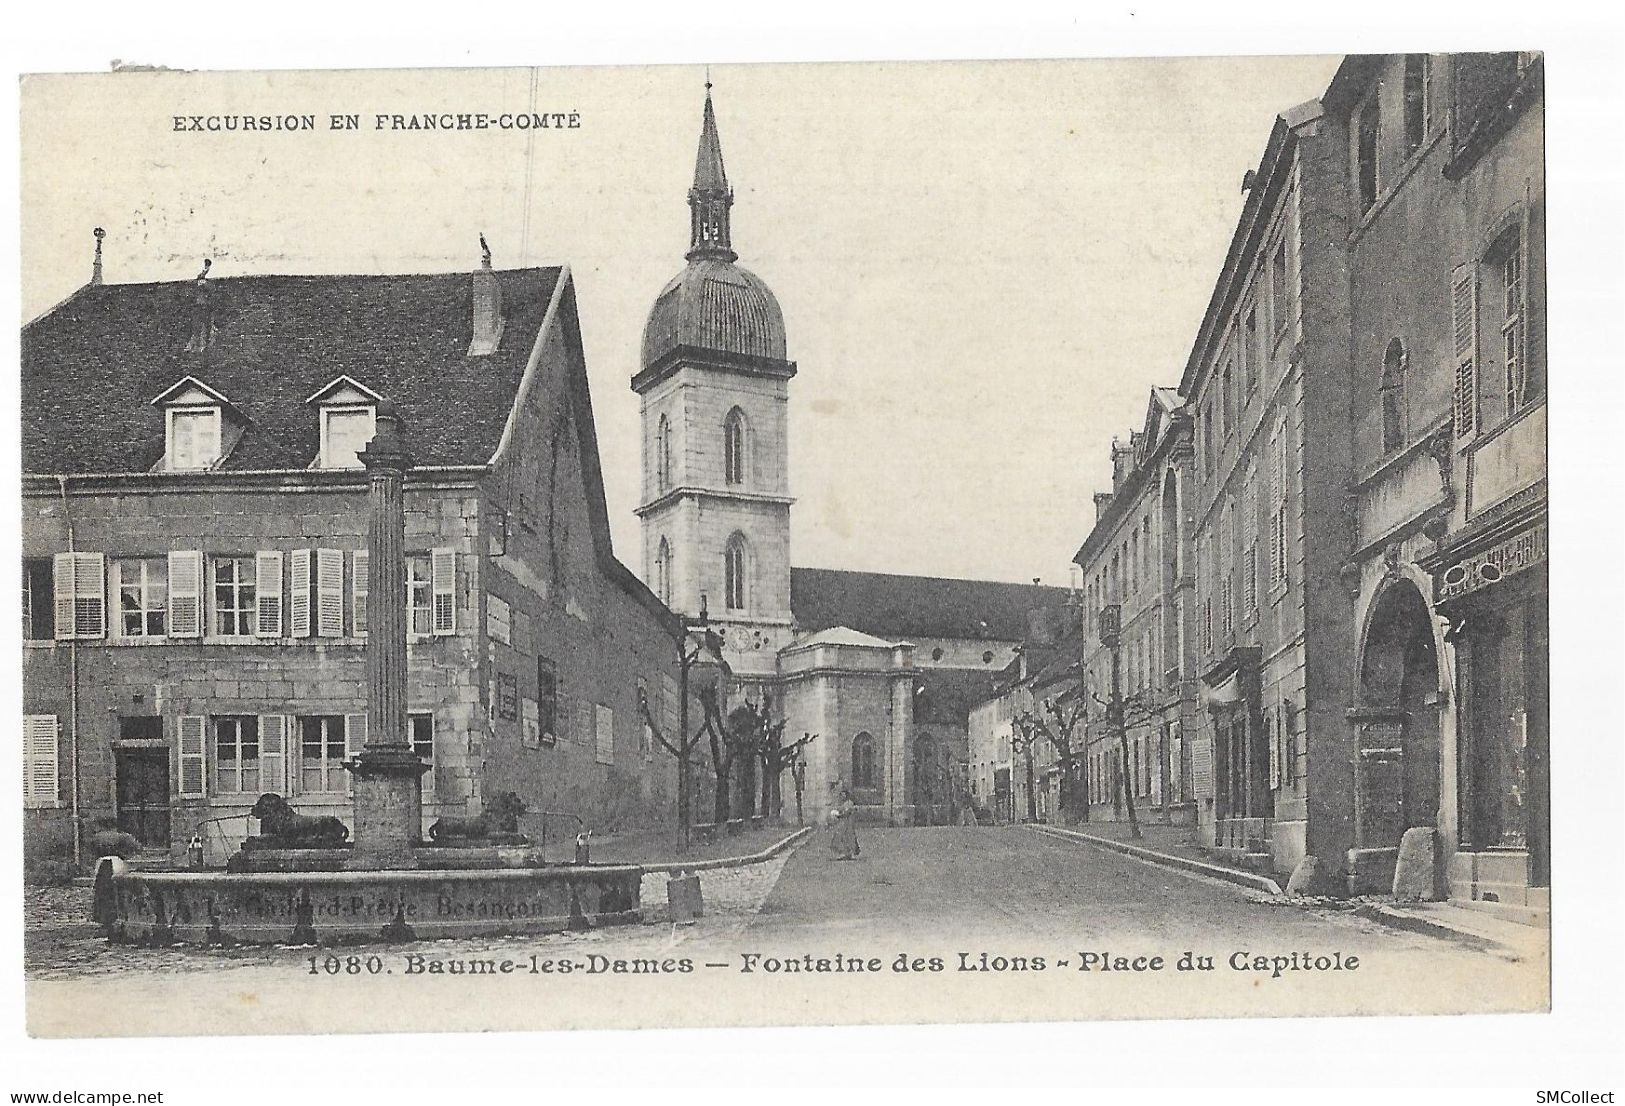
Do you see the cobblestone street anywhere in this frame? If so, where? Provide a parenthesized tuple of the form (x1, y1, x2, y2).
(26, 827, 1547, 1036)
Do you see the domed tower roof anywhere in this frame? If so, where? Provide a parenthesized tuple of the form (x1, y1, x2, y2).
(637, 85, 791, 375)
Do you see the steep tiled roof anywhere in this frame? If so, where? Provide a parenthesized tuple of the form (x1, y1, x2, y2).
(790, 567, 1068, 644)
(21, 268, 562, 475)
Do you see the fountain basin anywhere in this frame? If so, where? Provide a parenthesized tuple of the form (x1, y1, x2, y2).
(96, 862, 643, 945)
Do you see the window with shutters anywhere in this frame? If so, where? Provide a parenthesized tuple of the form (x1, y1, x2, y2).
(537, 657, 559, 745)
(163, 550, 203, 638)
(1269, 422, 1291, 591)
(115, 557, 168, 637)
(1484, 227, 1535, 424)
(431, 549, 456, 635)
(300, 715, 347, 792)
(594, 704, 615, 766)
(407, 555, 433, 635)
(212, 556, 256, 636)
(22, 559, 54, 641)
(213, 716, 261, 793)
(351, 551, 369, 636)
(23, 715, 60, 808)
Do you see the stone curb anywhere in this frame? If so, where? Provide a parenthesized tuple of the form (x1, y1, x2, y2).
(1350, 903, 1511, 954)
(640, 826, 814, 875)
(1029, 824, 1284, 896)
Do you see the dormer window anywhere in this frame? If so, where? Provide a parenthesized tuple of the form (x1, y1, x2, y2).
(321, 406, 376, 469)
(150, 376, 240, 472)
(169, 407, 222, 470)
(306, 375, 384, 470)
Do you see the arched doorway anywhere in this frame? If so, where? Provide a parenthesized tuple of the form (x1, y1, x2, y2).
(1355, 578, 1442, 850)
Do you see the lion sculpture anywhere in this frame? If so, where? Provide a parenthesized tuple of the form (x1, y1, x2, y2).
(249, 794, 350, 847)
(429, 791, 527, 844)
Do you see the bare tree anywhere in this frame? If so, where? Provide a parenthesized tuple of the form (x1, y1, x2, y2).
(1015, 689, 1090, 825)
(1081, 680, 1161, 840)
(1010, 713, 1042, 823)
(640, 679, 723, 838)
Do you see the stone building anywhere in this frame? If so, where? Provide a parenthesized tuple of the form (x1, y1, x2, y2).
(633, 88, 1065, 826)
(1071, 389, 1198, 829)
(21, 249, 682, 869)
(1328, 53, 1546, 908)
(1059, 53, 1545, 901)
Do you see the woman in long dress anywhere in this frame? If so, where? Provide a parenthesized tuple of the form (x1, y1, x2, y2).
(830, 788, 860, 860)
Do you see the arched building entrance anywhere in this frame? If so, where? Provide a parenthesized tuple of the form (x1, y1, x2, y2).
(1351, 578, 1443, 862)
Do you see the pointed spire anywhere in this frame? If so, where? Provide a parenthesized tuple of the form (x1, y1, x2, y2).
(686, 78, 736, 263)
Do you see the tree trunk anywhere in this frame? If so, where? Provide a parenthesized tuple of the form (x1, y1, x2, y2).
(713, 759, 731, 824)
(1117, 735, 1142, 839)
(1023, 749, 1037, 823)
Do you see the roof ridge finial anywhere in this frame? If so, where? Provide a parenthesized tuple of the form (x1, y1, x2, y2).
(479, 232, 492, 270)
(705, 64, 712, 93)
(91, 227, 106, 286)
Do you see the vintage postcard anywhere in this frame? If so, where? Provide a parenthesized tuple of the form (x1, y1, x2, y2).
(17, 53, 1550, 1039)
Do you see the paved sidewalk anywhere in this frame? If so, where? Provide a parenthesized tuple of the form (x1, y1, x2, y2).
(1026, 820, 1283, 894)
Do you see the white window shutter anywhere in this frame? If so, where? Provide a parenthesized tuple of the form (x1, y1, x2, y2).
(23, 715, 60, 808)
(253, 552, 283, 637)
(1451, 262, 1478, 437)
(352, 551, 370, 636)
(178, 715, 207, 798)
(53, 552, 106, 640)
(259, 714, 287, 794)
(316, 549, 344, 637)
(52, 553, 76, 641)
(343, 713, 367, 796)
(431, 548, 456, 635)
(290, 549, 313, 638)
(165, 551, 203, 638)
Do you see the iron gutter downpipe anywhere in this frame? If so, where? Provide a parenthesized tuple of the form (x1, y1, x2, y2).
(56, 475, 82, 869)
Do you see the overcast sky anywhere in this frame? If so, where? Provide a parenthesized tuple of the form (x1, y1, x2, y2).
(20, 55, 1341, 585)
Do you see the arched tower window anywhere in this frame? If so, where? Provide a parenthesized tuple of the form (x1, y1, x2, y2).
(656, 414, 672, 493)
(1381, 338, 1407, 454)
(724, 532, 749, 612)
(852, 732, 877, 790)
(653, 538, 672, 606)
(724, 407, 748, 486)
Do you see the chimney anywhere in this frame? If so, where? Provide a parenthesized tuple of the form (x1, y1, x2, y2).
(1110, 437, 1134, 493)
(183, 259, 214, 354)
(91, 227, 106, 285)
(467, 234, 505, 357)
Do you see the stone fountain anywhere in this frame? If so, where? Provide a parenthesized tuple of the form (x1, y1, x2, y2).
(95, 403, 642, 945)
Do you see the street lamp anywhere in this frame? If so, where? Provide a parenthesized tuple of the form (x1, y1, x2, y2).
(1099, 602, 1142, 838)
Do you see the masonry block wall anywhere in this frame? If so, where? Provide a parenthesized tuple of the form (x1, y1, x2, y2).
(21, 478, 483, 861)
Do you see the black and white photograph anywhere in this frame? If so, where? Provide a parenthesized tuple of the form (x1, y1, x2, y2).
(5, 12, 1620, 1097)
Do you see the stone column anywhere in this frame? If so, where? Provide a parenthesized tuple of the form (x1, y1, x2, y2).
(346, 400, 428, 869)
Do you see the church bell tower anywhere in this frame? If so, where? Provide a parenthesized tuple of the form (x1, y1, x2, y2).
(632, 84, 796, 680)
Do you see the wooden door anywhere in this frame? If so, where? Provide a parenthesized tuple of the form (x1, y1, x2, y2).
(116, 748, 171, 848)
